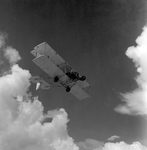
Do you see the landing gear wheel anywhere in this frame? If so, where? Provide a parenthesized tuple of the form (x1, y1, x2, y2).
(54, 76, 59, 82)
(66, 86, 71, 92)
(80, 76, 86, 81)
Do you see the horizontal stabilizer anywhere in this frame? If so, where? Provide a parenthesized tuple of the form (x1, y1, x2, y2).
(30, 76, 51, 90)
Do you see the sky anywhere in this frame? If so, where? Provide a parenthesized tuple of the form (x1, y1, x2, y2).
(0, 0, 147, 149)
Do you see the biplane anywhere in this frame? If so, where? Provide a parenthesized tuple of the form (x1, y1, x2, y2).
(30, 42, 90, 100)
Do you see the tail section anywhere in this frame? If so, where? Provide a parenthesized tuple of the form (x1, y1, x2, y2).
(30, 76, 51, 90)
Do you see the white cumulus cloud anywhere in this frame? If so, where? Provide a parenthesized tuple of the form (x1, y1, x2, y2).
(4, 46, 21, 65)
(115, 26, 147, 115)
(0, 64, 79, 150)
(0, 32, 7, 48)
(103, 141, 147, 150)
(77, 139, 104, 150)
(77, 139, 147, 150)
(107, 135, 120, 141)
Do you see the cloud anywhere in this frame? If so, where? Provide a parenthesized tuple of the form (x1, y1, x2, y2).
(0, 32, 7, 48)
(102, 141, 147, 150)
(4, 46, 21, 65)
(107, 135, 120, 141)
(0, 99, 79, 150)
(115, 26, 147, 115)
(0, 64, 31, 128)
(77, 139, 147, 150)
(77, 139, 104, 150)
(0, 33, 20, 74)
(0, 33, 7, 67)
(0, 64, 79, 150)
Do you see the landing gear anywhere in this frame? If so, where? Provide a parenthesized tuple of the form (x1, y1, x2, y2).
(54, 76, 59, 82)
(66, 86, 71, 92)
(79, 76, 86, 81)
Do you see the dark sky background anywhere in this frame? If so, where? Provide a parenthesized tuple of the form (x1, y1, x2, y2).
(0, 0, 147, 144)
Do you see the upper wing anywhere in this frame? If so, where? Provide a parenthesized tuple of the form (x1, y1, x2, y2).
(31, 42, 75, 73)
(31, 42, 65, 66)
(31, 42, 90, 100)
(32, 55, 68, 79)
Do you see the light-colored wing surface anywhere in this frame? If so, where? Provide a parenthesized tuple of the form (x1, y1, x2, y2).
(70, 83, 90, 100)
(32, 55, 65, 78)
(31, 42, 74, 73)
(77, 80, 90, 89)
(31, 42, 65, 65)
